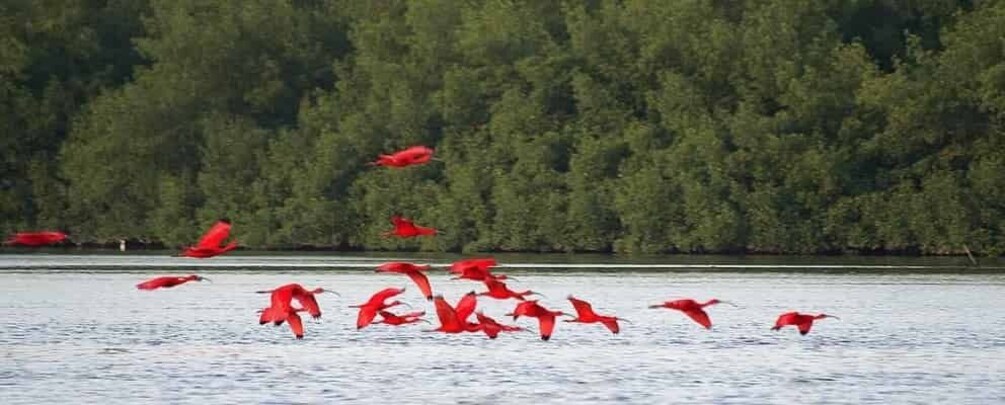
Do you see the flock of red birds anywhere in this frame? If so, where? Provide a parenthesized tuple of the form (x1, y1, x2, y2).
(6, 145, 838, 340)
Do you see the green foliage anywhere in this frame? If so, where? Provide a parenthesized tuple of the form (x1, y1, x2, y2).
(3, 0, 1003, 255)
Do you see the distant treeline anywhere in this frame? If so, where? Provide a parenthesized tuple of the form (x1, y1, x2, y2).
(2, 0, 1004, 255)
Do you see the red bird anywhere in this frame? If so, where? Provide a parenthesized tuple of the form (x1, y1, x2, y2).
(136, 274, 210, 290)
(426, 292, 481, 334)
(376, 310, 427, 326)
(259, 306, 308, 339)
(448, 257, 512, 282)
(650, 298, 735, 329)
(382, 216, 439, 238)
(772, 311, 839, 335)
(179, 219, 238, 258)
(256, 283, 336, 320)
(474, 311, 523, 339)
(506, 300, 569, 341)
(375, 262, 434, 300)
(566, 295, 626, 334)
(5, 231, 68, 247)
(370, 145, 435, 168)
(478, 278, 538, 301)
(351, 287, 409, 330)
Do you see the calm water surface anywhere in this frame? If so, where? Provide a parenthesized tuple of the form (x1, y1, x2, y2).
(1, 254, 1003, 404)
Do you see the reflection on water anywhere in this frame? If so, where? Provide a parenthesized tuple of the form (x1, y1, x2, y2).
(1, 254, 1004, 404)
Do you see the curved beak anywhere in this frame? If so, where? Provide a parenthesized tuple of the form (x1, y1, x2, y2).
(719, 300, 738, 308)
(648, 304, 663, 309)
(325, 291, 341, 297)
(400, 302, 414, 309)
(827, 315, 841, 320)
(200, 277, 212, 283)
(619, 318, 634, 324)
(529, 291, 547, 299)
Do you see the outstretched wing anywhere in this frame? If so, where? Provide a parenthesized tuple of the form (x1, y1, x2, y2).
(682, 309, 712, 329)
(295, 293, 322, 319)
(600, 318, 620, 334)
(406, 271, 433, 300)
(568, 296, 597, 319)
(356, 307, 378, 330)
(196, 220, 231, 249)
(287, 311, 304, 339)
(433, 296, 461, 331)
(391, 216, 418, 234)
(368, 287, 405, 307)
(538, 313, 556, 341)
(797, 322, 814, 335)
(454, 292, 478, 322)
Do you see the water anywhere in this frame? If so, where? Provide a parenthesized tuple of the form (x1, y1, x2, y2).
(2, 254, 1004, 404)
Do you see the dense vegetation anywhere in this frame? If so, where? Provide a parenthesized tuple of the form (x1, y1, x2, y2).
(3, 0, 1003, 255)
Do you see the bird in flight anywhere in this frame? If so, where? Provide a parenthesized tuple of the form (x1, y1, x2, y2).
(136, 274, 210, 290)
(179, 219, 238, 258)
(649, 298, 735, 329)
(772, 311, 839, 335)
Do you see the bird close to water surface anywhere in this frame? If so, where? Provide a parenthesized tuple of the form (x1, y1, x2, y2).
(772, 311, 839, 335)
(649, 298, 735, 329)
(565, 295, 626, 334)
(136, 274, 210, 290)
(375, 262, 434, 300)
(256, 283, 336, 320)
(351, 287, 410, 330)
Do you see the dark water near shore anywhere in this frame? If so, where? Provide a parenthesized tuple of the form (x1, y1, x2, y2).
(1, 254, 1003, 404)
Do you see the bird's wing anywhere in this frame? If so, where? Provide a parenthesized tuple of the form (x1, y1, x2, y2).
(798, 322, 814, 335)
(196, 220, 231, 249)
(682, 309, 712, 329)
(538, 313, 556, 341)
(391, 216, 418, 234)
(454, 292, 478, 322)
(377, 310, 400, 322)
(433, 296, 461, 331)
(369, 287, 404, 306)
(774, 312, 800, 329)
(295, 293, 322, 319)
(356, 307, 378, 329)
(406, 271, 433, 300)
(568, 296, 597, 319)
(600, 318, 621, 334)
(270, 286, 295, 310)
(136, 277, 171, 290)
(287, 312, 304, 339)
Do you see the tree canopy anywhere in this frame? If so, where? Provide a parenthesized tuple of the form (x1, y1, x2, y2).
(2, 0, 1003, 255)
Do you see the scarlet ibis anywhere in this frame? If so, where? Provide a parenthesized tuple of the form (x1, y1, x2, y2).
(4, 231, 68, 247)
(565, 295, 626, 334)
(351, 287, 409, 329)
(448, 257, 513, 282)
(474, 311, 523, 339)
(382, 216, 439, 238)
(649, 298, 735, 329)
(369, 145, 436, 168)
(376, 310, 428, 326)
(477, 278, 539, 301)
(136, 275, 210, 290)
(256, 283, 336, 319)
(507, 301, 569, 341)
(258, 306, 308, 339)
(375, 262, 434, 300)
(426, 292, 481, 334)
(179, 219, 238, 258)
(772, 311, 839, 335)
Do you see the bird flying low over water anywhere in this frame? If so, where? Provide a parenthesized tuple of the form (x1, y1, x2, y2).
(565, 295, 627, 334)
(352, 287, 410, 330)
(506, 300, 570, 341)
(179, 219, 238, 258)
(426, 292, 481, 334)
(383, 216, 439, 238)
(474, 311, 523, 339)
(448, 257, 513, 282)
(375, 310, 428, 326)
(649, 298, 735, 329)
(136, 275, 210, 290)
(258, 306, 308, 339)
(375, 262, 434, 300)
(4, 231, 68, 247)
(772, 311, 839, 335)
(478, 278, 539, 301)
(256, 283, 336, 320)
(369, 145, 436, 168)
